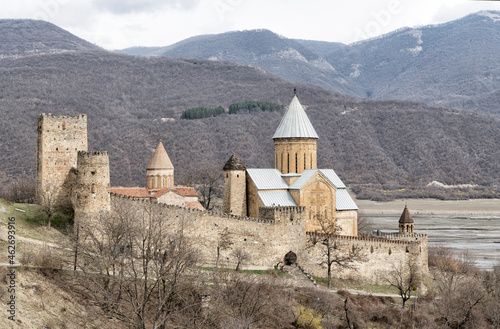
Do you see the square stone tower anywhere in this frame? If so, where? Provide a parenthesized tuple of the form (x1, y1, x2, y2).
(36, 114, 88, 208)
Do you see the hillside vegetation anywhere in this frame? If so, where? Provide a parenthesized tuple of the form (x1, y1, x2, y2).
(0, 51, 500, 192)
(0, 19, 101, 57)
(118, 11, 500, 117)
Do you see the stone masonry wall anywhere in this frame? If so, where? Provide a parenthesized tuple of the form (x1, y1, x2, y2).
(109, 194, 306, 268)
(300, 232, 428, 284)
(222, 169, 246, 216)
(36, 114, 88, 208)
(73, 151, 110, 221)
(106, 194, 427, 284)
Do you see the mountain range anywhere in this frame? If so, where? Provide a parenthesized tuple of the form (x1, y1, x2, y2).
(0, 16, 499, 194)
(117, 11, 500, 117)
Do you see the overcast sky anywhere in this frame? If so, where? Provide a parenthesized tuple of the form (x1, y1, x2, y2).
(2, 0, 500, 49)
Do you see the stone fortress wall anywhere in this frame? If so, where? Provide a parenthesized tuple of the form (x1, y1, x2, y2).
(36, 114, 88, 208)
(302, 232, 428, 284)
(110, 193, 428, 284)
(36, 113, 429, 285)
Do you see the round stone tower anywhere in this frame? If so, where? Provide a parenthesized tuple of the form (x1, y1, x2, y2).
(273, 94, 319, 174)
(73, 151, 110, 219)
(222, 153, 247, 216)
(146, 140, 174, 189)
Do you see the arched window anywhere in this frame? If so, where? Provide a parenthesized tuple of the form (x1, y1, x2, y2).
(304, 153, 306, 170)
(295, 153, 298, 173)
(287, 154, 289, 173)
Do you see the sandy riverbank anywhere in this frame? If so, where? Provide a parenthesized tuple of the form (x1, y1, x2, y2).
(355, 198, 500, 216)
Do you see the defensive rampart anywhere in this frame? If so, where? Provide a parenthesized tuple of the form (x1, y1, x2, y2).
(107, 194, 427, 284)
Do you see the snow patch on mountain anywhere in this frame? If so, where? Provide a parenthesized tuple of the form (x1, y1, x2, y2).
(478, 11, 500, 22)
(350, 64, 361, 78)
(403, 29, 423, 56)
(267, 47, 308, 62)
(310, 58, 336, 72)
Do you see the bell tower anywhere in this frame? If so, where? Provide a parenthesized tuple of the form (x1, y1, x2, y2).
(399, 205, 414, 233)
(222, 153, 247, 216)
(273, 92, 319, 174)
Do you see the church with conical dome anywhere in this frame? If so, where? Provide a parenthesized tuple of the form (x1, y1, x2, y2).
(110, 139, 204, 210)
(223, 93, 358, 235)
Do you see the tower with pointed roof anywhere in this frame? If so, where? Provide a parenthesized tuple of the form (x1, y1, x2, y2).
(399, 205, 414, 233)
(222, 153, 247, 216)
(273, 93, 319, 175)
(146, 140, 174, 189)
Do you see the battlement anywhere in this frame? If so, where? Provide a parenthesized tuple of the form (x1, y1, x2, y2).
(110, 193, 276, 225)
(306, 231, 422, 245)
(38, 113, 87, 120)
(259, 206, 305, 223)
(78, 151, 109, 158)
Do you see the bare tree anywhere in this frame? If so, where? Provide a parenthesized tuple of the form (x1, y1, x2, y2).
(1, 174, 36, 203)
(39, 189, 58, 229)
(232, 248, 251, 272)
(387, 259, 421, 309)
(310, 215, 364, 288)
(432, 247, 485, 328)
(216, 227, 233, 268)
(356, 216, 373, 236)
(210, 275, 293, 329)
(180, 165, 222, 210)
(73, 199, 201, 329)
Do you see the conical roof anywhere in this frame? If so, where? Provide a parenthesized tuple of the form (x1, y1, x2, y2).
(272, 95, 319, 139)
(399, 205, 414, 224)
(223, 153, 246, 171)
(147, 140, 174, 170)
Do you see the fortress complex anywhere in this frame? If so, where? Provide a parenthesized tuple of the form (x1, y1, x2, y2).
(35, 114, 203, 219)
(223, 94, 358, 235)
(35, 93, 428, 284)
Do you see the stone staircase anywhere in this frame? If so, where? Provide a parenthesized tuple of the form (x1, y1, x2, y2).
(282, 264, 318, 288)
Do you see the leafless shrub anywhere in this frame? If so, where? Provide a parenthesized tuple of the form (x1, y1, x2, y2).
(232, 248, 251, 272)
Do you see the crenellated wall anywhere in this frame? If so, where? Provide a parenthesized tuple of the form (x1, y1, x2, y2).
(109, 194, 306, 267)
(301, 232, 428, 284)
(106, 194, 427, 284)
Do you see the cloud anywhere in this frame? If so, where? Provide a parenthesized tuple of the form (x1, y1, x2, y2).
(93, 0, 201, 15)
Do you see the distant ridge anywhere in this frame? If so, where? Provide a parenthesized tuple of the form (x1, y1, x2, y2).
(116, 11, 500, 116)
(0, 19, 102, 57)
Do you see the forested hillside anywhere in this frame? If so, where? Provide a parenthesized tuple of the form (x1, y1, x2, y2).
(1, 51, 500, 190)
(118, 11, 500, 117)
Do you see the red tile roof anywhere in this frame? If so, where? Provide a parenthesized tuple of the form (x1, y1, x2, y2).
(185, 201, 206, 211)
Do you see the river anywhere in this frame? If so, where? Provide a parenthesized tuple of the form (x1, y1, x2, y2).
(363, 214, 500, 269)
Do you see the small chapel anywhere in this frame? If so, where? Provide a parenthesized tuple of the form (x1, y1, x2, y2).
(223, 93, 359, 235)
(110, 140, 205, 210)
